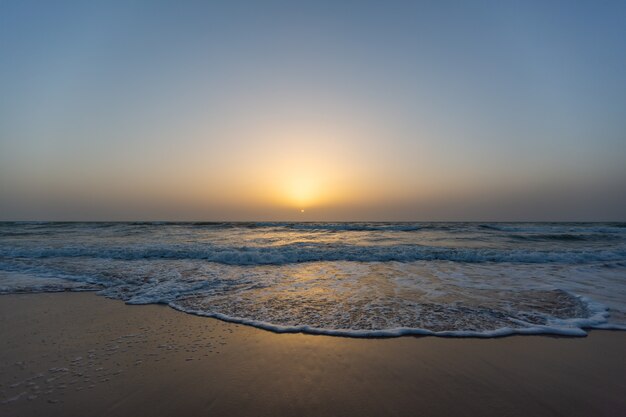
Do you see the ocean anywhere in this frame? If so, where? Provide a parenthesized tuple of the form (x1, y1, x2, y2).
(1, 221, 625, 337)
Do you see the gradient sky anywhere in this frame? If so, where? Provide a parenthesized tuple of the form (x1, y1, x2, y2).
(1, 1, 625, 221)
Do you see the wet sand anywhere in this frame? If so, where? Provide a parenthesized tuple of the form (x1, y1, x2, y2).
(1, 292, 625, 417)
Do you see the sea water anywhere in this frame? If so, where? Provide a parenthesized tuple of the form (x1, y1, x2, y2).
(1, 222, 625, 337)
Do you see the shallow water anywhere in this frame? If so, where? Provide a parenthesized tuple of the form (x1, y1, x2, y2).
(1, 222, 625, 336)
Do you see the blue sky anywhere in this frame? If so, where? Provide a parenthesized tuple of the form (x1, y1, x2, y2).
(1, 1, 625, 220)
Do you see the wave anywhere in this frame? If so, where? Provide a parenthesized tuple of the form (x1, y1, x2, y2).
(509, 233, 623, 242)
(4, 221, 624, 235)
(2, 222, 626, 338)
(170, 299, 626, 338)
(480, 223, 626, 234)
(0, 222, 428, 234)
(275, 222, 424, 232)
(6, 279, 623, 337)
(2, 243, 624, 265)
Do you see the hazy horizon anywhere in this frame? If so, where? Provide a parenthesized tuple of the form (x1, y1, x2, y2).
(2, 1, 625, 222)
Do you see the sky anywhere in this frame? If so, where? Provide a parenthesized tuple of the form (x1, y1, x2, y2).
(1, 0, 625, 221)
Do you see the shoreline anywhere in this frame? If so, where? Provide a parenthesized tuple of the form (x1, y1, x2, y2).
(1, 292, 625, 416)
(5, 288, 623, 339)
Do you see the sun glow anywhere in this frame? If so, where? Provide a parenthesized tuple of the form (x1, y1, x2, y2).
(268, 167, 334, 209)
(285, 176, 318, 207)
(232, 121, 365, 210)
(195, 116, 382, 216)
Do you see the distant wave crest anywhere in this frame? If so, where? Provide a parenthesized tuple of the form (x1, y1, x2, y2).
(1, 243, 624, 265)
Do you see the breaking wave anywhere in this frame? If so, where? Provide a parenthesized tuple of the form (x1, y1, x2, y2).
(1, 243, 624, 265)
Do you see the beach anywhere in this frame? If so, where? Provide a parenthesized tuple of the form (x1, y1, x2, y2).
(3, 0, 626, 415)
(1, 292, 625, 417)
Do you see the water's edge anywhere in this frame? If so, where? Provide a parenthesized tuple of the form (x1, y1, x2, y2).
(3, 287, 626, 339)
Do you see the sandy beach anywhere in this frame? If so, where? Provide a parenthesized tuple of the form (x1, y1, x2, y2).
(0, 292, 624, 417)
(3, 0, 626, 415)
